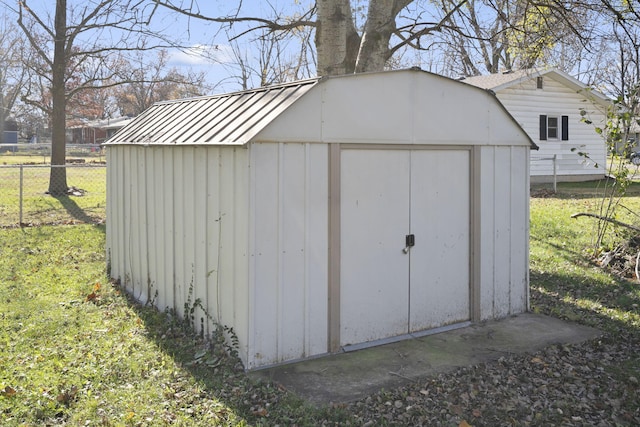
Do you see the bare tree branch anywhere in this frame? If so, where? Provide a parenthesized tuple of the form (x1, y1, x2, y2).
(571, 212, 640, 233)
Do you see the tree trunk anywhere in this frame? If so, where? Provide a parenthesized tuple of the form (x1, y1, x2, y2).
(316, 0, 359, 75)
(355, 0, 409, 72)
(49, 0, 68, 195)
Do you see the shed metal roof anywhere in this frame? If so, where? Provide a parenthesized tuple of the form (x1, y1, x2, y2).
(106, 78, 319, 146)
(107, 68, 537, 149)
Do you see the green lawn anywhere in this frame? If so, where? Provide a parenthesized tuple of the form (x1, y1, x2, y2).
(0, 225, 328, 426)
(0, 165, 106, 227)
(0, 149, 105, 166)
(530, 183, 640, 332)
(0, 181, 639, 425)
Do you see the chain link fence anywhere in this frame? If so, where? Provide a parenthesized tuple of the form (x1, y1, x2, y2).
(0, 164, 106, 227)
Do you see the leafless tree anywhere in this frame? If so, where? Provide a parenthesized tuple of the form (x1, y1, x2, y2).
(425, 0, 597, 78)
(0, 14, 28, 144)
(153, 0, 470, 77)
(113, 49, 208, 116)
(218, 24, 316, 90)
(152, 0, 640, 90)
(5, 0, 181, 195)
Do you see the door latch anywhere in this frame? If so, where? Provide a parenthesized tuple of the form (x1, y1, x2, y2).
(403, 234, 415, 254)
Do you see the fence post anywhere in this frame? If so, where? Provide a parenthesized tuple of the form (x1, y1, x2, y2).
(19, 164, 23, 226)
(553, 154, 557, 193)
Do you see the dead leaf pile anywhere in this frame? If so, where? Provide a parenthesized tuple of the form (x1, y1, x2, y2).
(339, 338, 639, 426)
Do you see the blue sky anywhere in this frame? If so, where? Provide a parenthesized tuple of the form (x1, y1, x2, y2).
(12, 1, 309, 93)
(157, 1, 315, 92)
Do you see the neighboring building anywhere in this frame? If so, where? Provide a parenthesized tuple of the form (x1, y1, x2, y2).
(68, 117, 133, 145)
(463, 69, 611, 183)
(0, 119, 18, 152)
(2, 119, 18, 144)
(105, 69, 535, 370)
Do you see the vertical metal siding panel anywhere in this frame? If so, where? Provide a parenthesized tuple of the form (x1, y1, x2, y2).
(493, 146, 512, 318)
(135, 146, 149, 304)
(106, 147, 120, 280)
(247, 145, 257, 368)
(143, 148, 154, 301)
(122, 147, 133, 294)
(151, 148, 166, 310)
(182, 148, 197, 323)
(145, 148, 159, 307)
(105, 149, 112, 274)
(214, 146, 249, 366)
(129, 148, 138, 297)
(232, 147, 250, 367)
(162, 149, 176, 313)
(174, 147, 193, 316)
(509, 147, 529, 313)
(478, 146, 495, 320)
(246, 142, 329, 368)
(205, 147, 221, 327)
(105, 148, 114, 277)
(279, 143, 307, 361)
(305, 143, 329, 356)
(247, 144, 259, 369)
(125, 147, 136, 295)
(250, 143, 280, 366)
(117, 146, 127, 286)
(113, 148, 124, 285)
(192, 147, 209, 336)
(171, 147, 185, 316)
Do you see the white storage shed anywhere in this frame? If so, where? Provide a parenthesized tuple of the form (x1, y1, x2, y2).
(105, 69, 537, 370)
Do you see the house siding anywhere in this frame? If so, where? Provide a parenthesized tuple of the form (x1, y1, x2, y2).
(494, 76, 607, 180)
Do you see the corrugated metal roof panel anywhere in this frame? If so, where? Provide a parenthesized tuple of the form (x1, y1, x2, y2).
(106, 78, 320, 145)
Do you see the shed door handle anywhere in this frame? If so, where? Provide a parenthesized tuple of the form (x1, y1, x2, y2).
(403, 234, 415, 254)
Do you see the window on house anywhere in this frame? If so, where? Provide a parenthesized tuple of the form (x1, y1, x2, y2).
(536, 77, 544, 89)
(547, 116, 558, 138)
(539, 115, 569, 141)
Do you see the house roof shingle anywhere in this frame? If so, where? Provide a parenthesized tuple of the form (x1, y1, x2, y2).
(461, 68, 611, 107)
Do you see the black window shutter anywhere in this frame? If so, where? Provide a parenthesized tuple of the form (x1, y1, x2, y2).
(539, 115, 547, 140)
(561, 115, 569, 140)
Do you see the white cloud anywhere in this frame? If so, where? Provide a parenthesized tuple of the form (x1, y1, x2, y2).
(170, 44, 236, 65)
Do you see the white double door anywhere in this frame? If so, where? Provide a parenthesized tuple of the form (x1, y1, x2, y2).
(340, 148, 470, 347)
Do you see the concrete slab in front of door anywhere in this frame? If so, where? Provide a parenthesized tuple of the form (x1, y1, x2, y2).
(249, 313, 601, 406)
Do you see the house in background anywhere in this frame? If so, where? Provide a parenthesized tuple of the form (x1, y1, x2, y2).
(462, 69, 611, 183)
(68, 117, 133, 145)
(0, 118, 18, 152)
(2, 119, 18, 144)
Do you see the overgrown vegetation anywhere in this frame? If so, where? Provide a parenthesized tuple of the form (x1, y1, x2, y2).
(530, 182, 640, 333)
(1, 183, 639, 425)
(576, 85, 640, 252)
